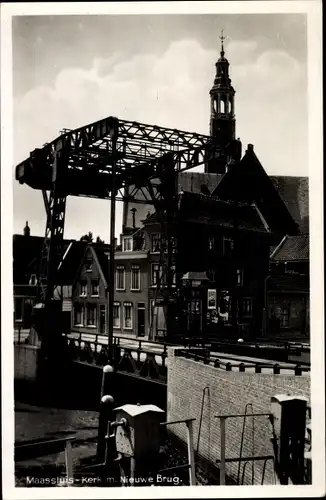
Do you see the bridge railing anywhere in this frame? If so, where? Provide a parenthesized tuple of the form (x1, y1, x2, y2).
(62, 332, 168, 382)
(15, 436, 75, 486)
(176, 349, 309, 376)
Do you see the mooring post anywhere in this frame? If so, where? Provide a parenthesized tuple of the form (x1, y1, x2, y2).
(97, 394, 114, 463)
(100, 364, 114, 400)
(186, 419, 196, 485)
(219, 417, 227, 485)
(64, 439, 73, 486)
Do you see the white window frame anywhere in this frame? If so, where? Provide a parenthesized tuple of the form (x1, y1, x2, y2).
(116, 266, 125, 291)
(152, 263, 163, 287)
(151, 233, 161, 252)
(80, 282, 87, 297)
(74, 304, 85, 327)
(29, 274, 37, 286)
(15, 297, 23, 322)
(242, 298, 253, 317)
(122, 237, 133, 252)
(86, 304, 97, 328)
(113, 302, 121, 329)
(123, 302, 133, 329)
(131, 266, 140, 291)
(236, 269, 243, 286)
(91, 280, 100, 297)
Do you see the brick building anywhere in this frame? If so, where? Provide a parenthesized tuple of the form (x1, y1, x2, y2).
(266, 234, 309, 339)
(116, 40, 309, 342)
(13, 222, 73, 329)
(68, 242, 110, 335)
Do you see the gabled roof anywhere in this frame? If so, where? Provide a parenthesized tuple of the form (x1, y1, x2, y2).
(92, 245, 110, 287)
(270, 234, 309, 262)
(13, 234, 73, 285)
(270, 176, 309, 233)
(178, 191, 271, 234)
(211, 148, 300, 238)
(56, 241, 88, 285)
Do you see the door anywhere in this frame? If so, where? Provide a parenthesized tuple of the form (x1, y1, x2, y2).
(99, 305, 106, 334)
(187, 298, 202, 333)
(137, 303, 145, 337)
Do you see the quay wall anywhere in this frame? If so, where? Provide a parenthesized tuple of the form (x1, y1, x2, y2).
(167, 347, 310, 485)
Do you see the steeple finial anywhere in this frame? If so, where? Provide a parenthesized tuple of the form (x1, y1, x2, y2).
(219, 29, 225, 57)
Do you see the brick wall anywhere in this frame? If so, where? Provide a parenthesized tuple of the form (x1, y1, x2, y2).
(167, 348, 310, 485)
(14, 344, 40, 382)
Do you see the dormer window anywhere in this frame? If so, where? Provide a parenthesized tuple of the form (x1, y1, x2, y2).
(208, 237, 215, 251)
(29, 274, 37, 286)
(80, 281, 87, 297)
(91, 281, 99, 296)
(122, 237, 133, 252)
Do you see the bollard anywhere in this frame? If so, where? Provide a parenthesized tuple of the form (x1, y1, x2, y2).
(97, 394, 115, 463)
(100, 364, 114, 400)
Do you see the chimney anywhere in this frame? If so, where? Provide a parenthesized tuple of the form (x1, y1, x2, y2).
(247, 144, 254, 153)
(114, 237, 118, 250)
(23, 221, 30, 237)
(130, 207, 137, 229)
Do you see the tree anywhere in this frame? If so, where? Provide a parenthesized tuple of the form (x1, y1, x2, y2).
(80, 231, 93, 242)
(95, 236, 105, 244)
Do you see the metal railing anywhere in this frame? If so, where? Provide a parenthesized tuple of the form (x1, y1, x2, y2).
(15, 436, 75, 486)
(176, 349, 309, 375)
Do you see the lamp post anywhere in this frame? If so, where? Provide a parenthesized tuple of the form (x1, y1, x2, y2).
(107, 119, 119, 360)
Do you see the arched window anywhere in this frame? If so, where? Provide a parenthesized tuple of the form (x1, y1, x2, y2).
(220, 100, 225, 113)
(213, 98, 218, 113)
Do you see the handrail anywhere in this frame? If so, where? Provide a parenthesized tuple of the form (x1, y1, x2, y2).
(178, 350, 309, 375)
(15, 436, 75, 486)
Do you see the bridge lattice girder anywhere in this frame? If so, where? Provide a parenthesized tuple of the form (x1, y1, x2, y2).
(15, 116, 223, 318)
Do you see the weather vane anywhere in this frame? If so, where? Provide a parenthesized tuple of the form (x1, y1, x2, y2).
(219, 29, 226, 55)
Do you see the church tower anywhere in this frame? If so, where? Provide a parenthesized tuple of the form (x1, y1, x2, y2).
(206, 31, 238, 174)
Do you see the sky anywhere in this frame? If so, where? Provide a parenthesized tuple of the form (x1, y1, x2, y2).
(12, 13, 308, 241)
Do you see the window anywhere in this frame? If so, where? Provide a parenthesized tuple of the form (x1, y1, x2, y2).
(123, 302, 133, 329)
(280, 307, 290, 328)
(242, 298, 253, 317)
(29, 274, 37, 286)
(15, 298, 23, 322)
(208, 270, 216, 282)
(151, 234, 161, 252)
(223, 237, 234, 258)
(85, 259, 92, 272)
(87, 304, 97, 327)
(208, 237, 215, 251)
(80, 281, 87, 297)
(113, 302, 121, 328)
(123, 237, 133, 252)
(236, 269, 243, 286)
(116, 266, 125, 290)
(152, 264, 163, 286)
(91, 281, 99, 296)
(74, 304, 85, 326)
(131, 266, 140, 291)
(171, 265, 177, 286)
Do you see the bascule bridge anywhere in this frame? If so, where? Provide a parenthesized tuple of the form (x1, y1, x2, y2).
(15, 117, 230, 357)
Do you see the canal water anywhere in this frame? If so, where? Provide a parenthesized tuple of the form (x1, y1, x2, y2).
(15, 363, 223, 487)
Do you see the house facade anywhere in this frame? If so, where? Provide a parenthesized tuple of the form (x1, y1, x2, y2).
(266, 234, 309, 339)
(70, 243, 110, 335)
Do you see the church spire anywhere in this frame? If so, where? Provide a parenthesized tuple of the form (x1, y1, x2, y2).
(220, 29, 225, 58)
(205, 32, 238, 174)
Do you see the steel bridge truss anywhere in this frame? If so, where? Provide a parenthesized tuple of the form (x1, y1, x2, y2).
(16, 116, 223, 328)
